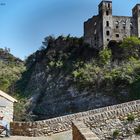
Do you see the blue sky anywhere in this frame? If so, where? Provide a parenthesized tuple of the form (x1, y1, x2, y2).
(0, 0, 140, 59)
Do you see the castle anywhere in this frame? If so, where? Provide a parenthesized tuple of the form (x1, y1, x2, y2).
(84, 0, 140, 49)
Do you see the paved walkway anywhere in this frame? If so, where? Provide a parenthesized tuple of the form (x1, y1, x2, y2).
(0, 131, 72, 140)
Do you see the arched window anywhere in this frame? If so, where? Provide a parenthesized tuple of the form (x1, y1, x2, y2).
(106, 31, 110, 36)
(130, 22, 133, 29)
(115, 21, 119, 29)
(115, 21, 119, 25)
(122, 21, 126, 25)
(106, 21, 109, 27)
(106, 11, 109, 16)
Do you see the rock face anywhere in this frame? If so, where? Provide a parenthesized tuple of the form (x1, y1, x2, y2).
(17, 35, 140, 121)
(17, 37, 121, 120)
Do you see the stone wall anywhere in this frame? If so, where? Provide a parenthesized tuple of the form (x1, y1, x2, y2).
(84, 1, 140, 49)
(0, 96, 14, 123)
(88, 113, 140, 140)
(11, 100, 140, 137)
(72, 121, 100, 140)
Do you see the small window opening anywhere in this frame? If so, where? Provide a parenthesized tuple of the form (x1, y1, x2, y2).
(106, 11, 109, 16)
(107, 39, 110, 41)
(130, 22, 133, 29)
(106, 31, 110, 36)
(123, 26, 126, 30)
(115, 21, 119, 25)
(116, 34, 119, 38)
(116, 25, 119, 29)
(106, 21, 109, 27)
(94, 22, 97, 26)
(94, 36, 97, 40)
(108, 3, 110, 8)
(122, 21, 126, 25)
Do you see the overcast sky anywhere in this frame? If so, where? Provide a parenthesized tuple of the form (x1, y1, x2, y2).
(0, 0, 139, 59)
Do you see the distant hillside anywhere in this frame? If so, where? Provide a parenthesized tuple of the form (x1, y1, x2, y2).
(0, 48, 25, 93)
(15, 36, 140, 121)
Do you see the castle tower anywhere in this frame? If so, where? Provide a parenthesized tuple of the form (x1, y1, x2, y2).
(132, 4, 140, 38)
(98, 1, 113, 49)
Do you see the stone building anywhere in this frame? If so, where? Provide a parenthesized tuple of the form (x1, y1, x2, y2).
(84, 0, 140, 49)
(0, 90, 17, 123)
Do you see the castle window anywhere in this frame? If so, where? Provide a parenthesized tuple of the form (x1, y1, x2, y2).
(130, 22, 133, 29)
(107, 39, 110, 41)
(108, 3, 110, 8)
(106, 21, 109, 27)
(106, 31, 110, 36)
(116, 25, 119, 29)
(123, 26, 126, 30)
(94, 22, 97, 26)
(94, 30, 97, 34)
(115, 21, 119, 29)
(116, 34, 119, 38)
(106, 11, 109, 16)
(115, 21, 119, 25)
(94, 36, 97, 40)
(122, 21, 126, 25)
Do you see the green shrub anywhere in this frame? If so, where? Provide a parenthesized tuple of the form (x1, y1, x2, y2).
(113, 130, 120, 138)
(127, 114, 135, 122)
(99, 48, 112, 65)
(119, 36, 140, 59)
(134, 125, 140, 135)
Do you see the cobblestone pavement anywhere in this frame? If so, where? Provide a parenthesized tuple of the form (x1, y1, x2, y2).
(0, 131, 72, 140)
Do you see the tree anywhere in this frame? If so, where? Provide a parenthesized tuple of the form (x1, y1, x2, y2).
(119, 37, 140, 59)
(99, 48, 112, 65)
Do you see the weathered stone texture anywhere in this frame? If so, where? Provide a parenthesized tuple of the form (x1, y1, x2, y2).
(84, 1, 140, 49)
(87, 113, 140, 140)
(0, 96, 14, 123)
(72, 121, 100, 140)
(11, 99, 140, 137)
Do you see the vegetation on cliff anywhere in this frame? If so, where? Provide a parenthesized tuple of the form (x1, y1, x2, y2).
(14, 36, 140, 121)
(1, 36, 140, 121)
(0, 48, 25, 92)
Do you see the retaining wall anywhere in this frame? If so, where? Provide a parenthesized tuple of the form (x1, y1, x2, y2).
(11, 100, 140, 136)
(72, 121, 100, 140)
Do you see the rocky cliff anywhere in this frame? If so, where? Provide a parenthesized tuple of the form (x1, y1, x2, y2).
(15, 36, 140, 121)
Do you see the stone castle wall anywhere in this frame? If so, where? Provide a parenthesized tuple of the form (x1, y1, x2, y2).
(84, 1, 140, 49)
(11, 100, 140, 137)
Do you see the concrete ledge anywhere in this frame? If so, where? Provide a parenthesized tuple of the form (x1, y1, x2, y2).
(72, 121, 100, 140)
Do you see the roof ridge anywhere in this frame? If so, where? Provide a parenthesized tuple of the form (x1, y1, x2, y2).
(0, 90, 17, 102)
